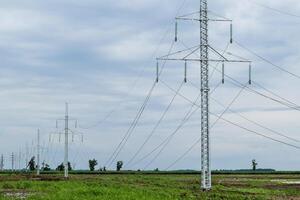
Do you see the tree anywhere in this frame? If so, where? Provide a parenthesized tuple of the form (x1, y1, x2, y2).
(42, 162, 51, 171)
(252, 159, 258, 171)
(56, 163, 64, 171)
(56, 162, 72, 171)
(116, 161, 123, 171)
(28, 157, 36, 171)
(88, 159, 98, 171)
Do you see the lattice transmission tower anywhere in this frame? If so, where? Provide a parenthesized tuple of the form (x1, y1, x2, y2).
(53, 103, 83, 178)
(156, 0, 251, 190)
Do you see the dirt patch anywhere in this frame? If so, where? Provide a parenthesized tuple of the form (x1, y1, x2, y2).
(2, 189, 31, 199)
(271, 196, 300, 200)
(265, 184, 300, 190)
(217, 179, 252, 188)
(27, 175, 65, 182)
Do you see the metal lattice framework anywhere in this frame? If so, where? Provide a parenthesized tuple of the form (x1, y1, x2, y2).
(156, 0, 251, 191)
(199, 0, 211, 190)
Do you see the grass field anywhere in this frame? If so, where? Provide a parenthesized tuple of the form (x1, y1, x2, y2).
(0, 173, 299, 199)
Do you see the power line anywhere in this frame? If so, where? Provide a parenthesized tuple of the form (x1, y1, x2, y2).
(145, 81, 247, 170)
(125, 40, 225, 168)
(179, 36, 300, 112)
(165, 138, 200, 170)
(108, 81, 185, 169)
(79, 28, 172, 130)
(160, 81, 300, 166)
(252, 81, 300, 108)
(161, 79, 300, 150)
(125, 81, 185, 167)
(212, 96, 300, 143)
(210, 84, 247, 128)
(128, 82, 222, 169)
(104, 36, 179, 168)
(104, 3, 205, 167)
(129, 91, 201, 168)
(208, 64, 300, 112)
(211, 112, 300, 150)
(164, 83, 245, 170)
(79, 0, 190, 130)
(234, 41, 300, 80)
(250, 0, 300, 19)
(105, 81, 156, 168)
(188, 81, 300, 143)
(129, 80, 222, 169)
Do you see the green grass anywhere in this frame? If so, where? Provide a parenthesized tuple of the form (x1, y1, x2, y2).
(0, 173, 299, 199)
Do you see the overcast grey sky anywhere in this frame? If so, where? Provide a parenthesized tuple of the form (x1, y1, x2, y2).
(0, 0, 300, 171)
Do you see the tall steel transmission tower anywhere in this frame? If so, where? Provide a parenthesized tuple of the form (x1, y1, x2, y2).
(199, 0, 211, 190)
(156, 0, 251, 190)
(37, 129, 41, 175)
(11, 152, 14, 171)
(64, 103, 69, 178)
(55, 103, 79, 178)
(0, 154, 4, 171)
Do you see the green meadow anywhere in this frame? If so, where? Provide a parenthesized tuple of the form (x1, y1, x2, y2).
(0, 173, 299, 199)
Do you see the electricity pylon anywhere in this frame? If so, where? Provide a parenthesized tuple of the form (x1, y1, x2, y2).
(56, 103, 79, 178)
(25, 142, 29, 171)
(37, 129, 40, 175)
(0, 154, 4, 171)
(156, 0, 251, 190)
(11, 152, 14, 171)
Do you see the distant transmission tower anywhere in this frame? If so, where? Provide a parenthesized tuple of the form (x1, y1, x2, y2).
(0, 154, 4, 171)
(55, 103, 79, 178)
(11, 152, 14, 171)
(18, 149, 21, 170)
(25, 142, 29, 171)
(156, 0, 251, 190)
(37, 129, 41, 175)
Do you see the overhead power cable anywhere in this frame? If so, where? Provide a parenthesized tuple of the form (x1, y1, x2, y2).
(163, 80, 300, 150)
(164, 83, 246, 170)
(160, 81, 300, 168)
(144, 81, 247, 170)
(79, 0, 190, 130)
(105, 37, 178, 168)
(249, 0, 300, 19)
(208, 64, 300, 112)
(129, 91, 201, 168)
(212, 96, 300, 143)
(79, 30, 172, 130)
(126, 39, 226, 168)
(165, 137, 200, 170)
(252, 81, 300, 108)
(189, 81, 300, 143)
(129, 80, 222, 169)
(125, 81, 185, 167)
(105, 81, 156, 168)
(234, 41, 300, 80)
(181, 34, 300, 111)
(211, 111, 300, 150)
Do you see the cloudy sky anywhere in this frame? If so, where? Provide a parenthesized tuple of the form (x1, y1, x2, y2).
(0, 0, 300, 171)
